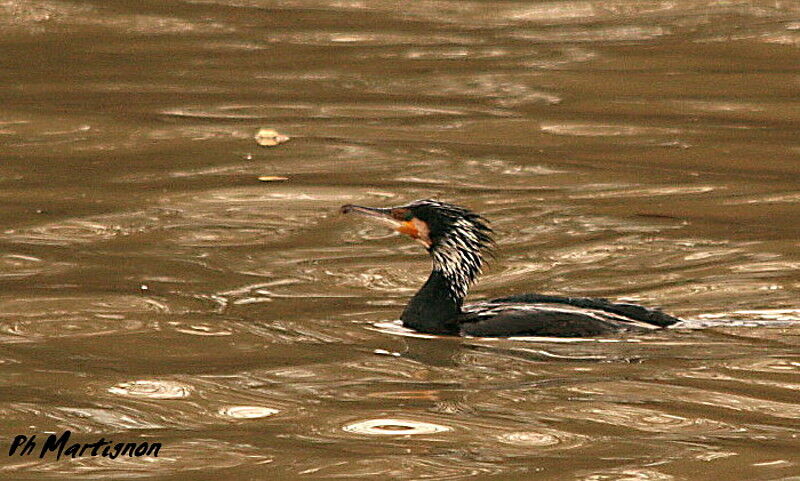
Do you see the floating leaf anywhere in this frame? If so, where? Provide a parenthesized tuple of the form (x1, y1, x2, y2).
(254, 128, 289, 147)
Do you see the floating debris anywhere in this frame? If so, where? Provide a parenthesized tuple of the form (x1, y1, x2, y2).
(258, 176, 289, 182)
(254, 128, 289, 147)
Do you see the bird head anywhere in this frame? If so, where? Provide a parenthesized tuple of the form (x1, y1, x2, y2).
(341, 199, 493, 299)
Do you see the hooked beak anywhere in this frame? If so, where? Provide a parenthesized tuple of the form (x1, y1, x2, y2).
(340, 204, 431, 248)
(340, 204, 401, 229)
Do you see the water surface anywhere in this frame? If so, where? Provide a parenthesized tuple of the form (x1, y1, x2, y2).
(1, 0, 799, 479)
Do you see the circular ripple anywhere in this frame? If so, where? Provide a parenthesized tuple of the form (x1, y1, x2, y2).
(342, 418, 452, 436)
(496, 428, 587, 450)
(498, 431, 559, 446)
(0, 317, 146, 343)
(108, 380, 192, 399)
(219, 406, 279, 419)
(0, 295, 170, 342)
(553, 403, 735, 434)
(2, 217, 143, 246)
(319, 266, 412, 292)
(169, 228, 268, 247)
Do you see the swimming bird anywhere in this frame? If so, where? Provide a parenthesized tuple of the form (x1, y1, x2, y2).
(341, 200, 681, 337)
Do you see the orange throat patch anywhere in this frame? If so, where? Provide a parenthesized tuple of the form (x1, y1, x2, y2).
(397, 218, 431, 247)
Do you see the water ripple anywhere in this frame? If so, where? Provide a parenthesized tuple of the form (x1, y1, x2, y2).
(722, 357, 800, 374)
(295, 455, 505, 481)
(571, 381, 800, 421)
(541, 123, 681, 137)
(496, 428, 587, 450)
(579, 468, 675, 481)
(343, 418, 452, 436)
(219, 405, 280, 419)
(552, 402, 739, 435)
(162, 103, 473, 120)
(0, 253, 67, 279)
(0, 296, 164, 342)
(108, 380, 193, 400)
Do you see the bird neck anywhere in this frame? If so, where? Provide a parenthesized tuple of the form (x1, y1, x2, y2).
(400, 269, 463, 335)
(399, 236, 485, 335)
(429, 233, 483, 301)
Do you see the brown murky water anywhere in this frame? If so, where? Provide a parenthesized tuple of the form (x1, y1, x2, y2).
(2, 1, 800, 479)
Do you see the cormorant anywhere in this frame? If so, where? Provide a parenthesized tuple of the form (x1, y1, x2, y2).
(341, 199, 681, 337)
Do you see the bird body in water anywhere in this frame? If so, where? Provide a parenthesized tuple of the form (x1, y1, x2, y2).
(341, 200, 681, 337)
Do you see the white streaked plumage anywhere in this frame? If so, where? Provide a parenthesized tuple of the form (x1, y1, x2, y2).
(430, 213, 491, 301)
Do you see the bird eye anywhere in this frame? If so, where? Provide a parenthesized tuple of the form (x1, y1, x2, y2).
(393, 209, 414, 221)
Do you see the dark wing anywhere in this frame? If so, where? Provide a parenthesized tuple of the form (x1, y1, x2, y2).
(458, 296, 681, 338)
(486, 294, 681, 328)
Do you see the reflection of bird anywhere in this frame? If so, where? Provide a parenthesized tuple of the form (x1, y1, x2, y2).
(341, 200, 680, 337)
